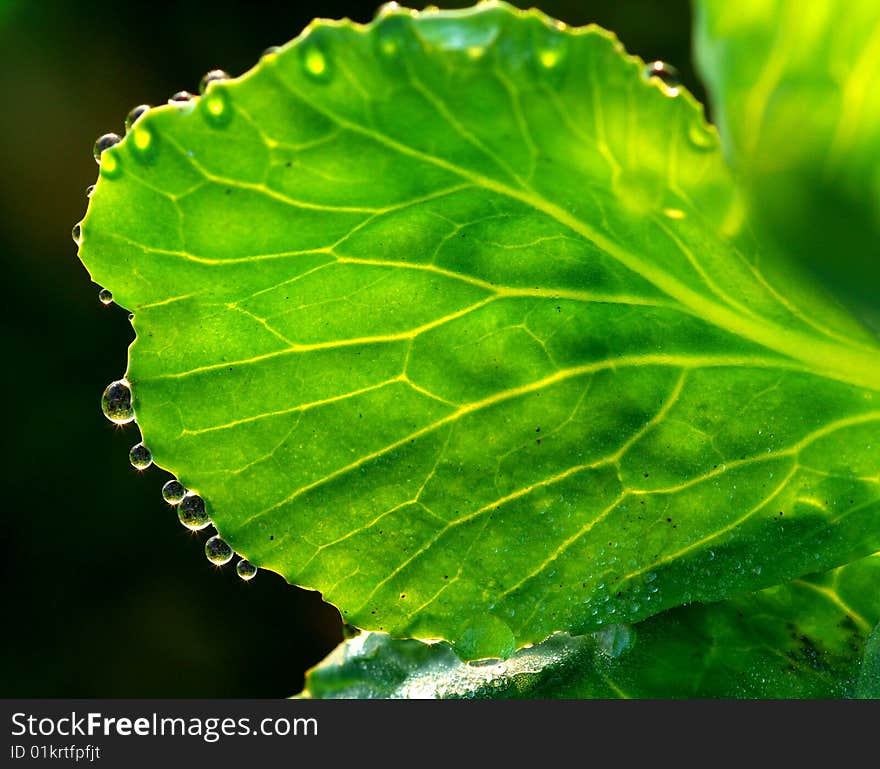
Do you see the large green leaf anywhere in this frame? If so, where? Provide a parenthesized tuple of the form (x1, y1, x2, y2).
(300, 554, 880, 698)
(694, 0, 880, 330)
(76, 2, 880, 659)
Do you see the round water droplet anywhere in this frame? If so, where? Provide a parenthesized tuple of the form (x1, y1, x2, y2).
(199, 69, 230, 95)
(98, 288, 113, 305)
(179, 493, 212, 531)
(125, 104, 150, 132)
(129, 442, 152, 470)
(169, 91, 193, 104)
(93, 133, 121, 164)
(162, 479, 186, 505)
(644, 61, 680, 94)
(262, 45, 281, 58)
(71, 223, 82, 244)
(376, 1, 401, 16)
(205, 535, 233, 565)
(101, 379, 134, 424)
(236, 559, 257, 581)
(85, 184, 95, 197)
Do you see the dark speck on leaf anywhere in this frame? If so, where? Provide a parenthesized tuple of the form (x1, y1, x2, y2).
(269, 535, 274, 541)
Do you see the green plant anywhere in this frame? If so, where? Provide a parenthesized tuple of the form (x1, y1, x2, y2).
(74, 1, 880, 697)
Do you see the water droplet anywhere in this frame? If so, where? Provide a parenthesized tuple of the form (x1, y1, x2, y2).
(162, 479, 186, 505)
(85, 184, 95, 197)
(236, 559, 257, 581)
(98, 288, 113, 305)
(169, 91, 193, 103)
(129, 442, 152, 470)
(205, 535, 233, 565)
(644, 61, 680, 95)
(93, 133, 121, 164)
(301, 41, 329, 80)
(71, 223, 82, 244)
(125, 104, 150, 132)
(199, 69, 230, 94)
(179, 493, 212, 531)
(262, 45, 281, 59)
(101, 380, 134, 424)
(376, 1, 401, 16)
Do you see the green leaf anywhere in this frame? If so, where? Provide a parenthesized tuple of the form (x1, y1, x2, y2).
(77, 2, 880, 659)
(694, 0, 880, 330)
(299, 554, 880, 698)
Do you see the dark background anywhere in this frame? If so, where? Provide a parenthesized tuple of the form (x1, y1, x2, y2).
(0, 0, 698, 696)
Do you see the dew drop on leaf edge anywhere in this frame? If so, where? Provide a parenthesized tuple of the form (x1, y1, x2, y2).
(124, 104, 150, 132)
(644, 61, 680, 93)
(71, 223, 82, 245)
(205, 535, 233, 565)
(169, 91, 193, 104)
(101, 380, 134, 425)
(236, 559, 257, 581)
(129, 442, 152, 470)
(93, 133, 121, 163)
(179, 493, 212, 531)
(162, 479, 186, 505)
(98, 288, 113, 305)
(199, 69, 230, 94)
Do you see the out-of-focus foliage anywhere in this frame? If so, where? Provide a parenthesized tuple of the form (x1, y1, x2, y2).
(695, 0, 880, 332)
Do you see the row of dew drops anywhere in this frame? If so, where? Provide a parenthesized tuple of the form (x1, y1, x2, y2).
(76, 66, 232, 259)
(100, 378, 258, 581)
(77, 40, 687, 580)
(87, 68, 258, 582)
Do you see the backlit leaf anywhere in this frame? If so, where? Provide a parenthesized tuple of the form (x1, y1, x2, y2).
(77, 2, 880, 658)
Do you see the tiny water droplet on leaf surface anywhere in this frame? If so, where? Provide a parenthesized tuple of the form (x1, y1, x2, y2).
(129, 442, 152, 470)
(169, 91, 193, 103)
(124, 104, 150, 131)
(205, 535, 233, 565)
(100, 380, 134, 425)
(93, 133, 121, 163)
(162, 479, 186, 505)
(199, 69, 230, 94)
(98, 288, 113, 305)
(178, 493, 212, 531)
(644, 61, 680, 94)
(236, 559, 257, 581)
